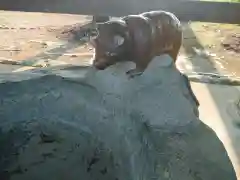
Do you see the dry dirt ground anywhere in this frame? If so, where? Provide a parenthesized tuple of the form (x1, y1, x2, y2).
(179, 22, 240, 77)
(0, 11, 94, 68)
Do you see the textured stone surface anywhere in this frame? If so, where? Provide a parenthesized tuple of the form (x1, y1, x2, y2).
(0, 55, 236, 180)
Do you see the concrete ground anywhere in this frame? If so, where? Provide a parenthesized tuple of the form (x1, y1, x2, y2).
(0, 10, 239, 179)
(191, 82, 240, 178)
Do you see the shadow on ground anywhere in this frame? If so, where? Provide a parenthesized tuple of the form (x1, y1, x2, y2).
(18, 40, 86, 67)
(0, 0, 239, 23)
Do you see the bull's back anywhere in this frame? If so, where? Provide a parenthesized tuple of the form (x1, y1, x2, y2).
(141, 11, 182, 60)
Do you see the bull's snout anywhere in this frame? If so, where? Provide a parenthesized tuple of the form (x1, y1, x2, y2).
(93, 57, 116, 70)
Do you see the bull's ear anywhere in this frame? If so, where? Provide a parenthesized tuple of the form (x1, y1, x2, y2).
(113, 35, 125, 46)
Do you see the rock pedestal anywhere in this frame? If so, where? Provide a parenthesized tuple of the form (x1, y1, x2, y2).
(0, 55, 236, 180)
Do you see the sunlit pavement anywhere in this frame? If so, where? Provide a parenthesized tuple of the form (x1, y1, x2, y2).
(191, 82, 240, 178)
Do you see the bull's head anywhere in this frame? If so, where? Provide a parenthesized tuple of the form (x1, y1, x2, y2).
(90, 20, 129, 70)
